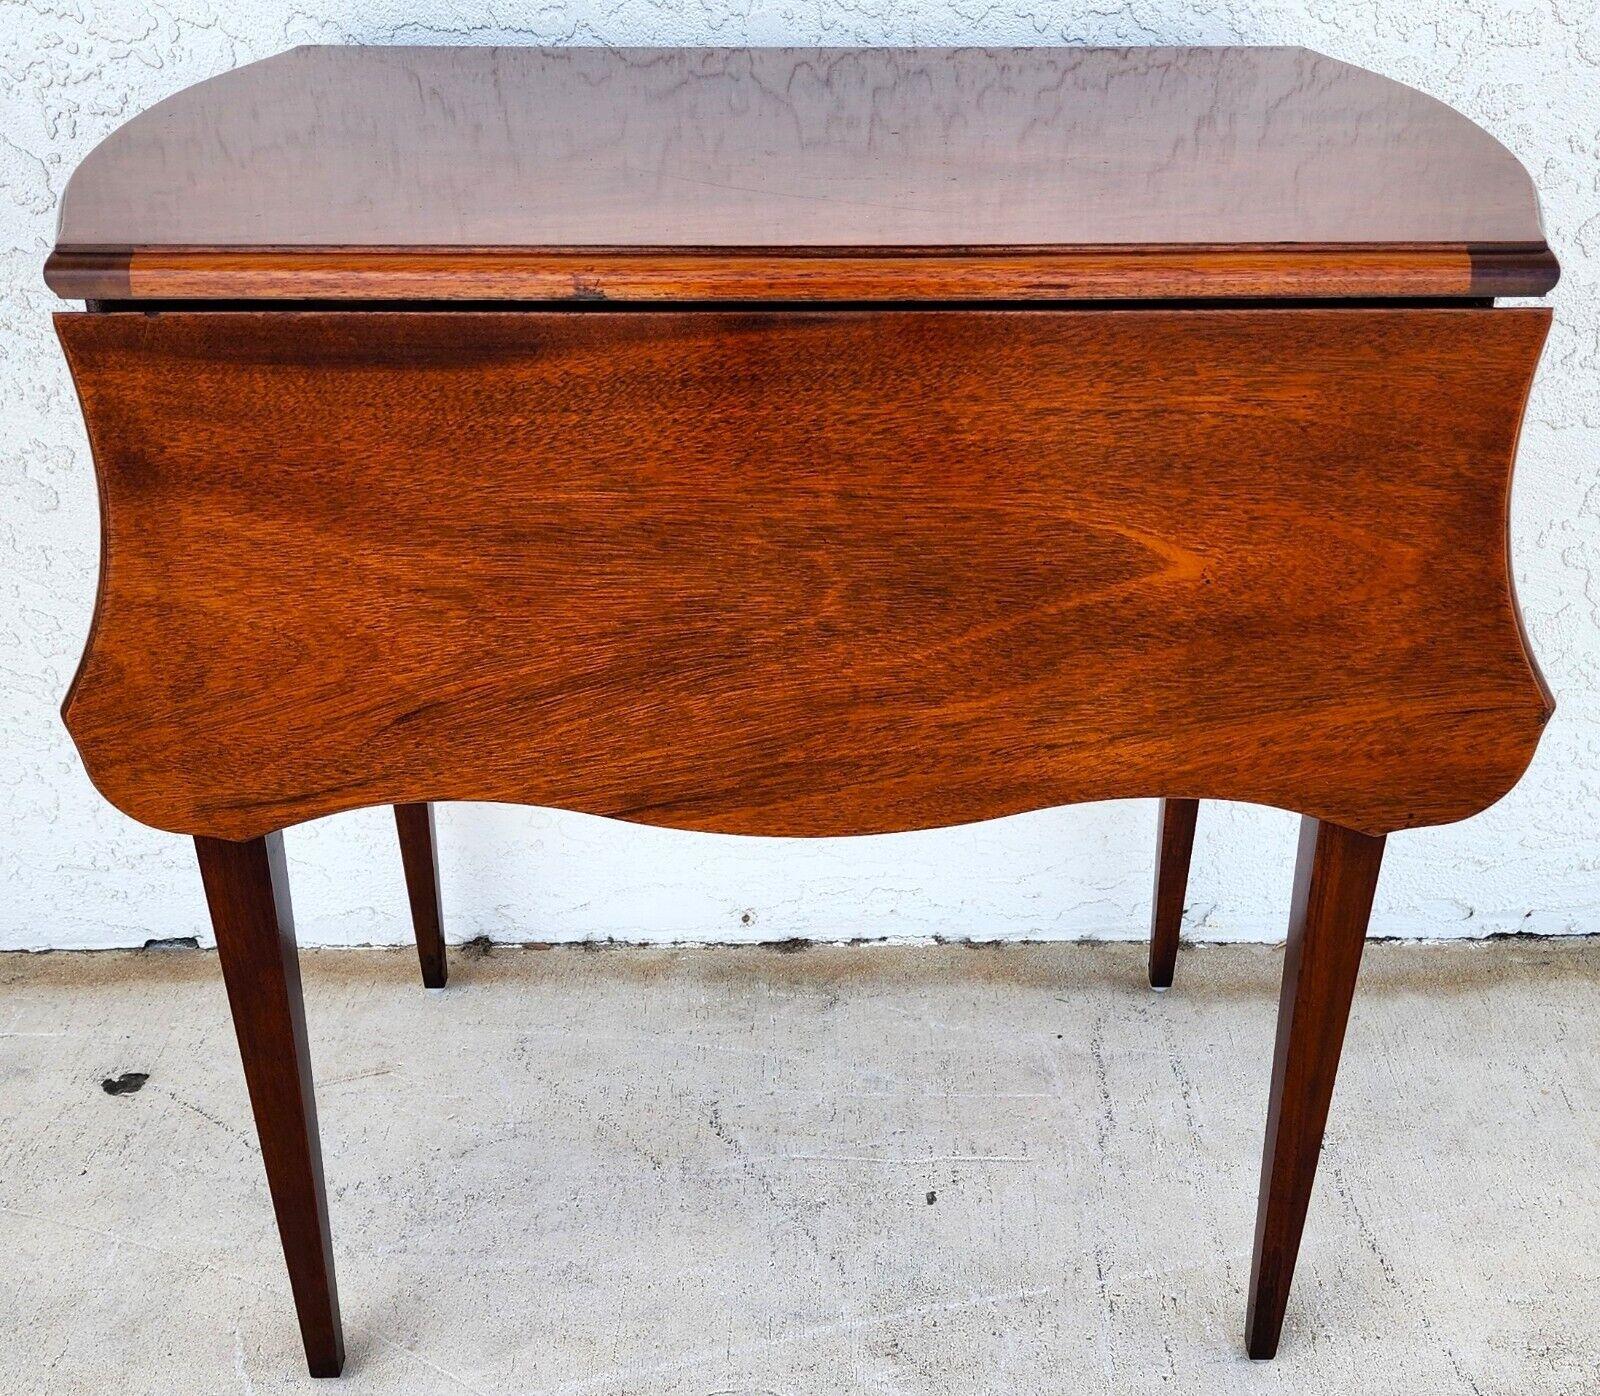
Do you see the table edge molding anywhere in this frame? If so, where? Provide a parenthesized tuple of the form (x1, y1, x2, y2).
(44, 242, 1560, 303)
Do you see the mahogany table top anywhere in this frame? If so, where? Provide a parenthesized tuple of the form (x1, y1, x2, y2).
(44, 46, 1558, 302)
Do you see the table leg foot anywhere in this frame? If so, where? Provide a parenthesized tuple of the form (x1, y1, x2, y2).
(1245, 815, 1385, 1359)
(394, 803, 447, 988)
(196, 832, 345, 1378)
(1149, 798, 1199, 988)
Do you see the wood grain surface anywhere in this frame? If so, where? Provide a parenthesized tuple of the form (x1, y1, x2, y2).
(195, 831, 344, 1377)
(1246, 816, 1387, 1359)
(56, 307, 1552, 842)
(394, 803, 447, 988)
(45, 46, 1558, 301)
(1149, 798, 1199, 989)
(45, 244, 1556, 303)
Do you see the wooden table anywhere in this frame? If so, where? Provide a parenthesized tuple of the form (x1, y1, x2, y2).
(46, 46, 1558, 1376)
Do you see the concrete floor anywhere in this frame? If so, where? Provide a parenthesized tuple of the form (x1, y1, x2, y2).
(2, 940, 1599, 1395)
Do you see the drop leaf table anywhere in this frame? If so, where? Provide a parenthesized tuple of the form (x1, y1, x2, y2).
(46, 45, 1558, 1377)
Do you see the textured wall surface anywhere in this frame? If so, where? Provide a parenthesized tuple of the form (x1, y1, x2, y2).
(2, 3, 1597, 950)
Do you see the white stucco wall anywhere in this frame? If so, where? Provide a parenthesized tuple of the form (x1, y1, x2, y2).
(2, 3, 1597, 951)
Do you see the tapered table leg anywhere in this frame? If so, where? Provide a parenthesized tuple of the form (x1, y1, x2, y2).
(394, 803, 447, 988)
(195, 832, 345, 1378)
(1149, 797, 1199, 988)
(1245, 816, 1385, 1359)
